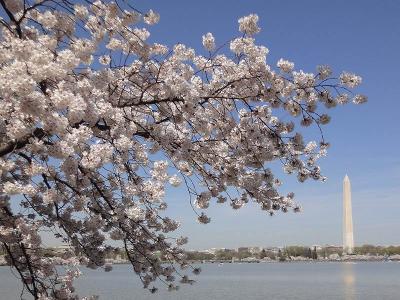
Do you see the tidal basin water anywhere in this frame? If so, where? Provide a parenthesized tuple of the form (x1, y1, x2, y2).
(1, 262, 399, 299)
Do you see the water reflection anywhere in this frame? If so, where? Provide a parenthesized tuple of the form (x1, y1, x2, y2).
(342, 263, 356, 300)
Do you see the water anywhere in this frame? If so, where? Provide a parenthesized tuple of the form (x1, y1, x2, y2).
(0, 262, 399, 299)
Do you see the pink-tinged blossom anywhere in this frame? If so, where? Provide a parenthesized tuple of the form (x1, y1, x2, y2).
(4, 0, 22, 13)
(74, 4, 89, 19)
(336, 94, 349, 105)
(317, 65, 332, 80)
(99, 55, 111, 65)
(144, 9, 160, 25)
(106, 38, 122, 50)
(197, 213, 211, 224)
(37, 11, 58, 29)
(304, 141, 318, 154)
(318, 114, 331, 125)
(277, 58, 294, 73)
(125, 206, 145, 221)
(202, 33, 215, 51)
(238, 14, 260, 35)
(169, 175, 182, 187)
(340, 72, 362, 88)
(293, 70, 315, 88)
(352, 94, 368, 104)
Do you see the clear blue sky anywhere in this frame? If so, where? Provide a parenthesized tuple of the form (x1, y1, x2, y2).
(134, 0, 400, 249)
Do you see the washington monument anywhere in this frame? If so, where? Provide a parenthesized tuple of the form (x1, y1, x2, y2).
(343, 175, 354, 254)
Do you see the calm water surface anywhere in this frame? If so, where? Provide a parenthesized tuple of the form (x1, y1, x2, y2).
(0, 262, 399, 299)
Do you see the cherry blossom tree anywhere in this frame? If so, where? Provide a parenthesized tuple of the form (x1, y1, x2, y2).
(0, 0, 366, 299)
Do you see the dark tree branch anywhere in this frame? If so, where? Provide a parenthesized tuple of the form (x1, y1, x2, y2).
(0, 128, 46, 158)
(0, 0, 22, 38)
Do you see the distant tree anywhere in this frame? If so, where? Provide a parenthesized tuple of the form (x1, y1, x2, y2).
(185, 251, 214, 261)
(278, 249, 287, 262)
(306, 248, 312, 259)
(354, 245, 400, 256)
(0, 0, 366, 299)
(259, 249, 267, 259)
(42, 248, 56, 258)
(267, 252, 277, 260)
(259, 249, 276, 260)
(385, 246, 400, 256)
(312, 246, 318, 260)
(285, 246, 309, 257)
(237, 251, 253, 260)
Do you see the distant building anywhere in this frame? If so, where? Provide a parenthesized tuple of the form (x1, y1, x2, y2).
(237, 247, 250, 253)
(203, 248, 219, 254)
(204, 248, 234, 254)
(221, 248, 235, 253)
(324, 245, 342, 252)
(263, 247, 280, 254)
(311, 245, 323, 251)
(249, 247, 262, 254)
(343, 175, 355, 254)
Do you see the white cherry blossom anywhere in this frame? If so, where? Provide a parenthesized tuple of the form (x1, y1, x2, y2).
(238, 14, 260, 35)
(202, 32, 215, 51)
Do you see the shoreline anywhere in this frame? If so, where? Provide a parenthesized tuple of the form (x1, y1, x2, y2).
(1, 256, 399, 267)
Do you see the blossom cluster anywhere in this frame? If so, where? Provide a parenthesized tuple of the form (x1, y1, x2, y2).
(0, 1, 366, 299)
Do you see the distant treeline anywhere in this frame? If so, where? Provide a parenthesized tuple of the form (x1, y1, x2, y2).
(353, 245, 400, 256)
(186, 245, 400, 261)
(281, 245, 400, 259)
(1, 244, 399, 260)
(186, 247, 317, 261)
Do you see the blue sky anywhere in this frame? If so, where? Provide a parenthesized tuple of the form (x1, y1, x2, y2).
(134, 0, 400, 249)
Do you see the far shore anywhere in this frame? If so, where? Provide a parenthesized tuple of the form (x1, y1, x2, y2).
(1, 254, 400, 267)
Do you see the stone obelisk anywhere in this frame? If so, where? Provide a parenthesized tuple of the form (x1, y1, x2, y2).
(343, 175, 354, 254)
